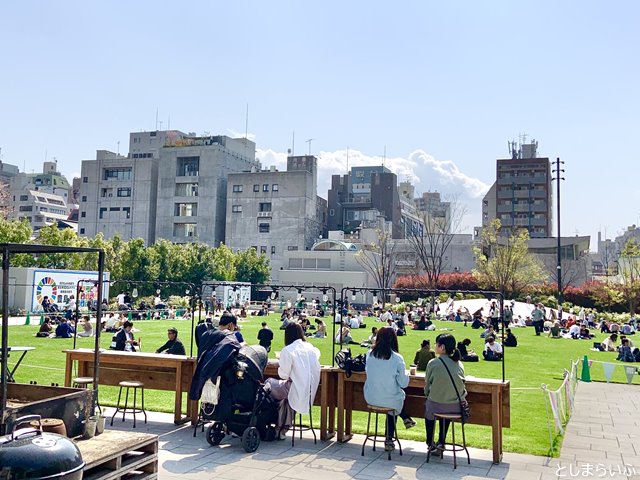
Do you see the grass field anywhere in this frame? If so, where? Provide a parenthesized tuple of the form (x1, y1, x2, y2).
(4, 314, 638, 457)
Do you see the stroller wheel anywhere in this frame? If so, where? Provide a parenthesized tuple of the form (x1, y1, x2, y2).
(241, 426, 260, 453)
(206, 422, 225, 446)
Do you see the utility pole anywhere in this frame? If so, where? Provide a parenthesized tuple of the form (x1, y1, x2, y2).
(552, 157, 565, 318)
(305, 138, 315, 155)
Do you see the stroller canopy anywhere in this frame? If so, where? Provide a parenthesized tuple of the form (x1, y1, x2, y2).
(237, 345, 269, 380)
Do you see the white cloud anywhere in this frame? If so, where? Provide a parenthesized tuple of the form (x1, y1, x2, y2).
(256, 147, 489, 233)
(227, 129, 256, 141)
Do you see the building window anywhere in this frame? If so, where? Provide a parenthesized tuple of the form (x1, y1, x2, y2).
(175, 183, 198, 197)
(82, 177, 88, 183)
(232, 185, 243, 193)
(260, 246, 267, 254)
(251, 246, 257, 251)
(329, 209, 335, 216)
(101, 188, 110, 198)
(259, 202, 272, 212)
(103, 167, 132, 180)
(81, 196, 87, 202)
(272, 184, 279, 192)
(80, 212, 86, 218)
(258, 223, 270, 233)
(177, 156, 199, 177)
(173, 223, 198, 237)
(123, 207, 131, 219)
(287, 246, 298, 251)
(262, 184, 269, 192)
(253, 184, 260, 192)
(232, 205, 242, 213)
(19, 195, 28, 201)
(109, 207, 120, 212)
(271, 246, 276, 255)
(117, 187, 131, 197)
(99, 207, 107, 219)
(80, 228, 85, 234)
(175, 203, 197, 216)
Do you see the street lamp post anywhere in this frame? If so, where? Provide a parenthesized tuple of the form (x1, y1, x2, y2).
(552, 158, 565, 318)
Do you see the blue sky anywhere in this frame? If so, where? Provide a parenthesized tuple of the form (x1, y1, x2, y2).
(1, 1, 639, 248)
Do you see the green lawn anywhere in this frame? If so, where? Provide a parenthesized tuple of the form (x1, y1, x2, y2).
(4, 314, 637, 457)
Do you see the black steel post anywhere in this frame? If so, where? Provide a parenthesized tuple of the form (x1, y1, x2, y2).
(92, 251, 105, 417)
(555, 157, 564, 320)
(1, 247, 10, 435)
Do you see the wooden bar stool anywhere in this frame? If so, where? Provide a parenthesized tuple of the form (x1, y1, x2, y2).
(426, 413, 470, 469)
(110, 380, 147, 428)
(361, 405, 402, 460)
(72, 376, 102, 414)
(290, 407, 316, 447)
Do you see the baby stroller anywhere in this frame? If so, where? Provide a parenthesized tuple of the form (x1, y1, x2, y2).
(204, 345, 278, 452)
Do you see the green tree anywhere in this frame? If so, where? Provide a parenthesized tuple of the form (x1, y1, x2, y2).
(210, 243, 237, 281)
(235, 248, 270, 284)
(617, 239, 640, 314)
(33, 225, 86, 270)
(473, 219, 547, 297)
(0, 218, 32, 243)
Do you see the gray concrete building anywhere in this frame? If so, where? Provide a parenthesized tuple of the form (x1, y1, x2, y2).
(225, 155, 323, 281)
(155, 135, 258, 246)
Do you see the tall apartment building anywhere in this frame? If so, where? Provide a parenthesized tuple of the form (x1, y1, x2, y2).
(225, 155, 323, 281)
(155, 135, 257, 246)
(482, 140, 552, 238)
(327, 166, 403, 238)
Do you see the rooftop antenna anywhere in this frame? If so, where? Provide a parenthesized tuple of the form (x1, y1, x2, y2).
(346, 147, 349, 173)
(117, 141, 120, 156)
(244, 103, 249, 139)
(306, 138, 315, 156)
(167, 115, 171, 131)
(159, 120, 163, 131)
(155, 108, 159, 131)
(291, 130, 295, 156)
(382, 145, 386, 168)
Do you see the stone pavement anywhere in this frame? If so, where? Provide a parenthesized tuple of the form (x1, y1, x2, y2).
(102, 381, 640, 479)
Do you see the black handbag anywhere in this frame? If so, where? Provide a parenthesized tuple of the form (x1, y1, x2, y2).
(439, 357, 470, 423)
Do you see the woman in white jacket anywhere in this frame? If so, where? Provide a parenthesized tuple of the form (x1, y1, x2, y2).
(269, 323, 321, 440)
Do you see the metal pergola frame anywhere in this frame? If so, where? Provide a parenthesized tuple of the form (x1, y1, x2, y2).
(338, 287, 506, 381)
(1, 243, 106, 435)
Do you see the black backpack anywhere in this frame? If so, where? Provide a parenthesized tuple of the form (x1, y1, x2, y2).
(334, 348, 366, 377)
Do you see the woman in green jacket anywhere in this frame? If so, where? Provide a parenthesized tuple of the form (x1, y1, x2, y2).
(424, 333, 466, 453)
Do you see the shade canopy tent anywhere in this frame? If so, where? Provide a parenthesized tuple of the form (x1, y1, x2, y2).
(1, 243, 106, 435)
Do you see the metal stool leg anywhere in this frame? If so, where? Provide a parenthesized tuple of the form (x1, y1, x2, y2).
(373, 411, 379, 452)
(362, 410, 372, 456)
(111, 386, 123, 426)
(461, 422, 470, 464)
(141, 386, 147, 424)
(132, 387, 137, 428)
(451, 420, 457, 469)
(123, 387, 130, 423)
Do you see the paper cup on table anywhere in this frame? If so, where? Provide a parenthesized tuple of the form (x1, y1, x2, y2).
(409, 365, 417, 375)
(275, 351, 281, 359)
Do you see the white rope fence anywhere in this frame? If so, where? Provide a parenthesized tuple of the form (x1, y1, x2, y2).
(541, 359, 579, 450)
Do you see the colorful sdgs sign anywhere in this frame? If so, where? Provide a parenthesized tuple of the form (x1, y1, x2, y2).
(31, 269, 108, 312)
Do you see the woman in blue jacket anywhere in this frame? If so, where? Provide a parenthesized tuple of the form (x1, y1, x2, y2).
(364, 327, 415, 452)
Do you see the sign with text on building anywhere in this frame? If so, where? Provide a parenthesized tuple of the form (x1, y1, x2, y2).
(31, 269, 110, 312)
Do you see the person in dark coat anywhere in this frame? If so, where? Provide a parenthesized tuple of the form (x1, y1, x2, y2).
(112, 321, 139, 351)
(189, 313, 241, 401)
(195, 317, 214, 350)
(54, 318, 75, 338)
(156, 327, 186, 355)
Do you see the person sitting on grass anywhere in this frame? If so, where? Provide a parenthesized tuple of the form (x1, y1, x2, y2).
(504, 328, 518, 347)
(54, 318, 75, 338)
(548, 321, 562, 339)
(601, 333, 618, 352)
(414, 314, 428, 330)
(77, 316, 94, 337)
(36, 318, 53, 337)
(579, 326, 594, 339)
(414, 339, 436, 371)
(335, 322, 357, 345)
(481, 325, 495, 339)
(457, 338, 479, 362)
(313, 318, 327, 338)
(360, 326, 377, 347)
(156, 327, 186, 355)
(483, 336, 503, 361)
(617, 338, 635, 362)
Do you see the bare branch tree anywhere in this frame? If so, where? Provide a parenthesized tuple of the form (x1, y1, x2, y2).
(0, 181, 11, 219)
(355, 228, 398, 301)
(542, 256, 588, 293)
(407, 193, 466, 288)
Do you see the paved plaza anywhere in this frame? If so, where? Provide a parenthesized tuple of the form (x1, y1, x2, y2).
(103, 381, 640, 479)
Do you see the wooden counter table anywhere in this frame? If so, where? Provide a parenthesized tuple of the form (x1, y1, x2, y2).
(264, 361, 339, 441)
(336, 370, 510, 463)
(64, 348, 198, 425)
